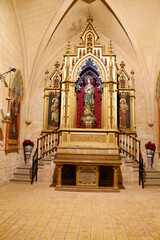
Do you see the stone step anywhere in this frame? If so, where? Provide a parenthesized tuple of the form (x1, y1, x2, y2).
(15, 168, 31, 173)
(145, 183, 160, 187)
(145, 169, 160, 178)
(144, 168, 160, 187)
(10, 177, 31, 184)
(16, 165, 32, 170)
(145, 178, 160, 183)
(42, 157, 53, 165)
(145, 172, 160, 175)
(10, 165, 32, 184)
(145, 168, 160, 172)
(13, 173, 31, 179)
(38, 161, 44, 169)
(145, 174, 160, 178)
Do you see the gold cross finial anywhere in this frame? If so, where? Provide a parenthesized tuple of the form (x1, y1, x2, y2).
(87, 13, 93, 22)
(54, 61, 60, 69)
(66, 41, 71, 54)
(120, 61, 125, 69)
(108, 40, 114, 55)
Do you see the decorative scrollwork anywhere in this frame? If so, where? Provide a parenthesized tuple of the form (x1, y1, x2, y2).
(79, 166, 97, 184)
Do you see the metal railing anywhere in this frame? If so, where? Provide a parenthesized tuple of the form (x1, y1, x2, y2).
(119, 130, 144, 188)
(31, 130, 58, 184)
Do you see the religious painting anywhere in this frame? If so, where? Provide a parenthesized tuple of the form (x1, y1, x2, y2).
(156, 72, 160, 151)
(48, 92, 60, 129)
(119, 93, 130, 129)
(5, 70, 23, 150)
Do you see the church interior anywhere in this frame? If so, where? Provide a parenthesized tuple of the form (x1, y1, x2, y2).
(0, 0, 160, 239)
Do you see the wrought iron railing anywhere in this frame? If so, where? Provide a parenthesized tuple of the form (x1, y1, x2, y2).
(119, 130, 144, 188)
(31, 130, 58, 184)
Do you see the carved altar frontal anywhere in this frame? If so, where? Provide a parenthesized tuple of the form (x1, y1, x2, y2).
(59, 129, 118, 149)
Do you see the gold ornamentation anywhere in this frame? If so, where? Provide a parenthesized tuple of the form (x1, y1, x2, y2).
(63, 133, 67, 142)
(109, 134, 114, 143)
(70, 134, 106, 143)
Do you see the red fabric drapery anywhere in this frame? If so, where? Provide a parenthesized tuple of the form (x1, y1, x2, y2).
(77, 84, 101, 128)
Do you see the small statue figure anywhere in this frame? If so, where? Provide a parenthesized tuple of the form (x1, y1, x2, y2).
(83, 76, 95, 115)
(81, 76, 96, 128)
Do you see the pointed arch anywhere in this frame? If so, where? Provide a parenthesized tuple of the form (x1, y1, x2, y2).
(26, 0, 152, 123)
(72, 53, 107, 84)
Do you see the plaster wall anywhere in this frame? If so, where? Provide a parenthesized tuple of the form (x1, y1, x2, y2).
(0, 0, 24, 185)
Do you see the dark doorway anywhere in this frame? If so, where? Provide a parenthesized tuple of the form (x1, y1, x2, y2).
(99, 166, 113, 186)
(62, 165, 76, 185)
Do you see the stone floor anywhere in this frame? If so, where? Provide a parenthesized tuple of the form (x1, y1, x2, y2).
(0, 183, 160, 240)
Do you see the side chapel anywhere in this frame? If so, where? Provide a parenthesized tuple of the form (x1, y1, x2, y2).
(42, 17, 136, 191)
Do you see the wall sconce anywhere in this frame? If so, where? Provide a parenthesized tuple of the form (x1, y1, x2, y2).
(1, 110, 11, 123)
(0, 68, 16, 123)
(0, 68, 16, 85)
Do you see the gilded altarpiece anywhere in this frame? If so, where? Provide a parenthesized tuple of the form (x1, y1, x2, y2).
(52, 17, 121, 191)
(47, 17, 137, 191)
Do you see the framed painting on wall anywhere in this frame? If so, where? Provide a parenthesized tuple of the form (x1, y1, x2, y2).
(43, 90, 61, 132)
(156, 72, 160, 152)
(5, 70, 23, 151)
(48, 92, 60, 129)
(119, 93, 130, 129)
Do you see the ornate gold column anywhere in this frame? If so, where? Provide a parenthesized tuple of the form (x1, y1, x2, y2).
(130, 91, 135, 131)
(109, 83, 113, 129)
(107, 42, 118, 130)
(113, 167, 119, 189)
(57, 165, 63, 187)
(64, 42, 71, 128)
(108, 53, 114, 129)
(43, 70, 49, 130)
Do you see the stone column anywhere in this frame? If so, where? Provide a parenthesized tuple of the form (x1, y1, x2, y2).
(57, 165, 63, 187)
(113, 167, 119, 190)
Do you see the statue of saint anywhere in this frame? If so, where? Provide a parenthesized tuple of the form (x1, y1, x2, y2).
(83, 76, 95, 115)
(81, 76, 96, 128)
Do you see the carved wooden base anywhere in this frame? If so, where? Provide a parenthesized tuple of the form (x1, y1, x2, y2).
(54, 132, 122, 192)
(55, 185, 120, 192)
(53, 157, 121, 191)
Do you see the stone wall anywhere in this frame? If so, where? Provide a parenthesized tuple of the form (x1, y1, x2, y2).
(0, 149, 24, 186)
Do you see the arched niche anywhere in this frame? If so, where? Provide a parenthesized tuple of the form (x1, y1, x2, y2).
(69, 53, 108, 129)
